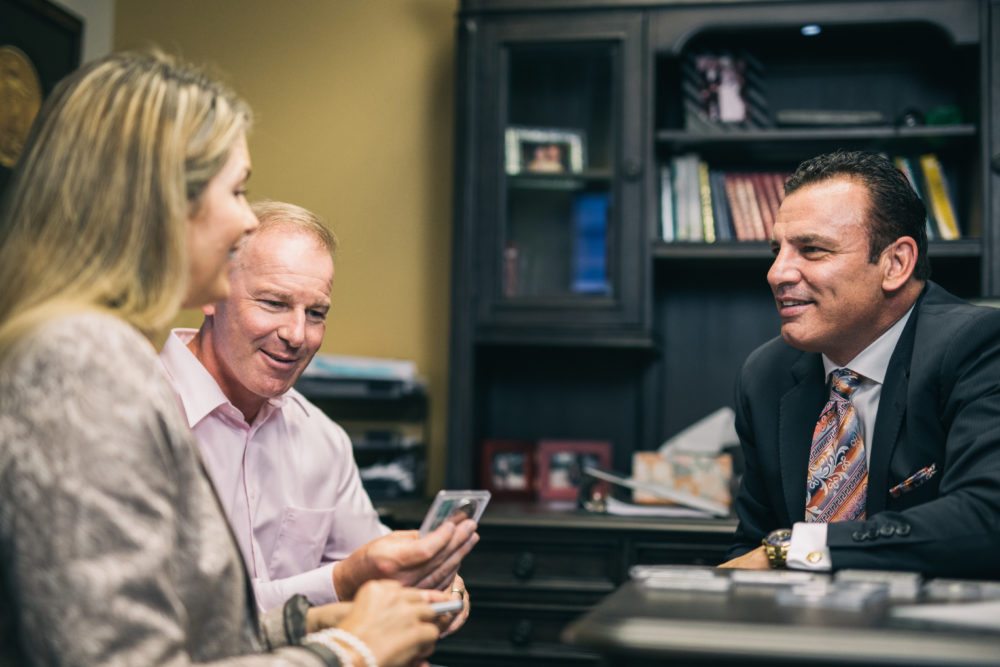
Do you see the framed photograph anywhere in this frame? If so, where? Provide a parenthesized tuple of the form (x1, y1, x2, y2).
(505, 126, 586, 175)
(481, 439, 535, 500)
(537, 439, 612, 502)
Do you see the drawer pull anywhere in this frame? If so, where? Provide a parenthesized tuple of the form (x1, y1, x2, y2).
(509, 618, 533, 646)
(512, 551, 535, 580)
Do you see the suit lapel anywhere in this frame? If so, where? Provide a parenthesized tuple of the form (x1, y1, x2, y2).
(778, 353, 827, 524)
(867, 300, 919, 515)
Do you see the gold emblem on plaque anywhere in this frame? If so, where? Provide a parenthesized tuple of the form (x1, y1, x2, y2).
(0, 45, 43, 168)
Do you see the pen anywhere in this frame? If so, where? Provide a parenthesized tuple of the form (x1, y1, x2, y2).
(889, 463, 937, 498)
(430, 599, 464, 615)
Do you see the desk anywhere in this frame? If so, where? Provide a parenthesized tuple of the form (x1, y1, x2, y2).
(379, 500, 736, 666)
(563, 573, 1000, 666)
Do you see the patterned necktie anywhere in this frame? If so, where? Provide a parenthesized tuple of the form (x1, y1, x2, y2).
(805, 368, 867, 522)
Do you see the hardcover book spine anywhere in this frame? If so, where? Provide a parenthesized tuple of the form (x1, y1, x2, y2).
(894, 156, 936, 240)
(750, 172, 775, 238)
(710, 170, 733, 241)
(660, 164, 675, 242)
(738, 174, 765, 240)
(919, 154, 960, 240)
(698, 160, 716, 243)
(724, 173, 749, 241)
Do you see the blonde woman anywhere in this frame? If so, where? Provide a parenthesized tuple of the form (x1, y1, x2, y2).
(0, 52, 443, 666)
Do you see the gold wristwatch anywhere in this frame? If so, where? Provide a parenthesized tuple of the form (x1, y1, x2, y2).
(762, 528, 792, 569)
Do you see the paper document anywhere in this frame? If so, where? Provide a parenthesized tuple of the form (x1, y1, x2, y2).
(302, 354, 417, 381)
(584, 466, 729, 517)
(604, 496, 714, 518)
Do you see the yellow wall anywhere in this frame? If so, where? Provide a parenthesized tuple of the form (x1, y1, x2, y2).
(116, 0, 457, 491)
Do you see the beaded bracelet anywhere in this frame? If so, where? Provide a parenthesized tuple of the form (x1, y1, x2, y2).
(303, 628, 354, 667)
(323, 628, 378, 667)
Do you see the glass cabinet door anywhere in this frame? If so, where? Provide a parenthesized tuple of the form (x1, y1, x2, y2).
(503, 43, 614, 300)
(475, 14, 645, 340)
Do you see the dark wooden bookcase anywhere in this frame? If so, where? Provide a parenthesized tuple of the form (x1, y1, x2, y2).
(448, 0, 997, 487)
(444, 1, 999, 662)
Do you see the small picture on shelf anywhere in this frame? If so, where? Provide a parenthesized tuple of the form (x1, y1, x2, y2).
(481, 439, 535, 499)
(505, 126, 586, 175)
(537, 439, 611, 502)
(683, 50, 769, 131)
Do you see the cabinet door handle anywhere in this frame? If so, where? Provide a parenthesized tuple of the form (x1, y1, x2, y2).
(623, 159, 642, 180)
(509, 618, 533, 646)
(512, 551, 536, 580)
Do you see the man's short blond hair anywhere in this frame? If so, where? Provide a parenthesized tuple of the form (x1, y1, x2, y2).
(249, 200, 337, 258)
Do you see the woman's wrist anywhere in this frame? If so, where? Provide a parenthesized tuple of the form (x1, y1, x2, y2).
(303, 627, 377, 667)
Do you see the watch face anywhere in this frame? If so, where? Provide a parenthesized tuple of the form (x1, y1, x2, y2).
(765, 528, 792, 547)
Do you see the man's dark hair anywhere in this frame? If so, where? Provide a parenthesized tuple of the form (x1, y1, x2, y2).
(784, 151, 930, 280)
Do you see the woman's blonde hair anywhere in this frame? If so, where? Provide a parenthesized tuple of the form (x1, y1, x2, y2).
(0, 50, 251, 352)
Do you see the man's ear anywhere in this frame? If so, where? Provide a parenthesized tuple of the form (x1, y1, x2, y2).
(881, 236, 918, 292)
(202, 303, 216, 318)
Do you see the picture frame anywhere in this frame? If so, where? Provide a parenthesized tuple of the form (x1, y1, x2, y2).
(0, 0, 82, 196)
(536, 439, 612, 502)
(481, 439, 536, 500)
(505, 126, 586, 176)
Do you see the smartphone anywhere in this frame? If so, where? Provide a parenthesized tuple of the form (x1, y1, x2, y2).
(418, 489, 491, 536)
(430, 599, 464, 615)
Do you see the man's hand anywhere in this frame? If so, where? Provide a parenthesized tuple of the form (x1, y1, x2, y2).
(437, 573, 470, 637)
(717, 545, 769, 570)
(334, 520, 479, 600)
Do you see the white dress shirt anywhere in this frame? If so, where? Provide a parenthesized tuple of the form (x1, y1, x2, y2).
(788, 306, 914, 571)
(160, 329, 389, 610)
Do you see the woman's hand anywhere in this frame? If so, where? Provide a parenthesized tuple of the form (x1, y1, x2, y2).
(313, 580, 448, 667)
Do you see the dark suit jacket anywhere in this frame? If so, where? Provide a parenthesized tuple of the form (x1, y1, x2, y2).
(729, 282, 1000, 577)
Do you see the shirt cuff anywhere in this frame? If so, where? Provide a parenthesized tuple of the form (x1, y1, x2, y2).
(787, 522, 831, 571)
(255, 563, 338, 611)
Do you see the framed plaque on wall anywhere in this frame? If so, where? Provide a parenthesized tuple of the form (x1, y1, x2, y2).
(0, 0, 82, 196)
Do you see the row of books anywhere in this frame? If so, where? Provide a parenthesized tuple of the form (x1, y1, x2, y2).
(660, 154, 791, 242)
(894, 154, 961, 240)
(660, 153, 962, 243)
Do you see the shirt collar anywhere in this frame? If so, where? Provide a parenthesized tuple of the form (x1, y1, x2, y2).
(822, 304, 915, 385)
(160, 328, 309, 428)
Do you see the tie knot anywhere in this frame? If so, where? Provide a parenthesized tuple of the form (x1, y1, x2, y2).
(830, 369, 861, 399)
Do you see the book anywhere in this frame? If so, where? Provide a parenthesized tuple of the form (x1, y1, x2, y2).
(697, 160, 716, 243)
(709, 170, 733, 241)
(894, 156, 936, 240)
(750, 172, 775, 237)
(660, 164, 675, 241)
(723, 173, 751, 240)
(919, 154, 960, 240)
(737, 174, 766, 240)
(673, 154, 703, 241)
(571, 192, 611, 293)
(671, 156, 690, 240)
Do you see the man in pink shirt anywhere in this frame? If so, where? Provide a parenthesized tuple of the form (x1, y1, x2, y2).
(160, 200, 475, 631)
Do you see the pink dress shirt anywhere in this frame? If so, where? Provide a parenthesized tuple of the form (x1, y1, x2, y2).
(160, 329, 389, 611)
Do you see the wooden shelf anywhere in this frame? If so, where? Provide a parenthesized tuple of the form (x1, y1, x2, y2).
(507, 169, 612, 190)
(655, 124, 978, 148)
(652, 239, 983, 261)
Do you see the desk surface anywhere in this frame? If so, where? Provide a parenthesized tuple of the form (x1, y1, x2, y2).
(563, 574, 1000, 666)
(378, 499, 738, 534)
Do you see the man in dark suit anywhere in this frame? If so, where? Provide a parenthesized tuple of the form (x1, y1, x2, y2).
(720, 151, 1000, 577)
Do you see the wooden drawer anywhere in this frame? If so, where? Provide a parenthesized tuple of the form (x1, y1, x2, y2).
(460, 533, 619, 589)
(630, 540, 731, 567)
(433, 602, 602, 666)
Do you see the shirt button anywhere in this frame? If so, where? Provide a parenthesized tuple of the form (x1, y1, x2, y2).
(806, 551, 824, 564)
